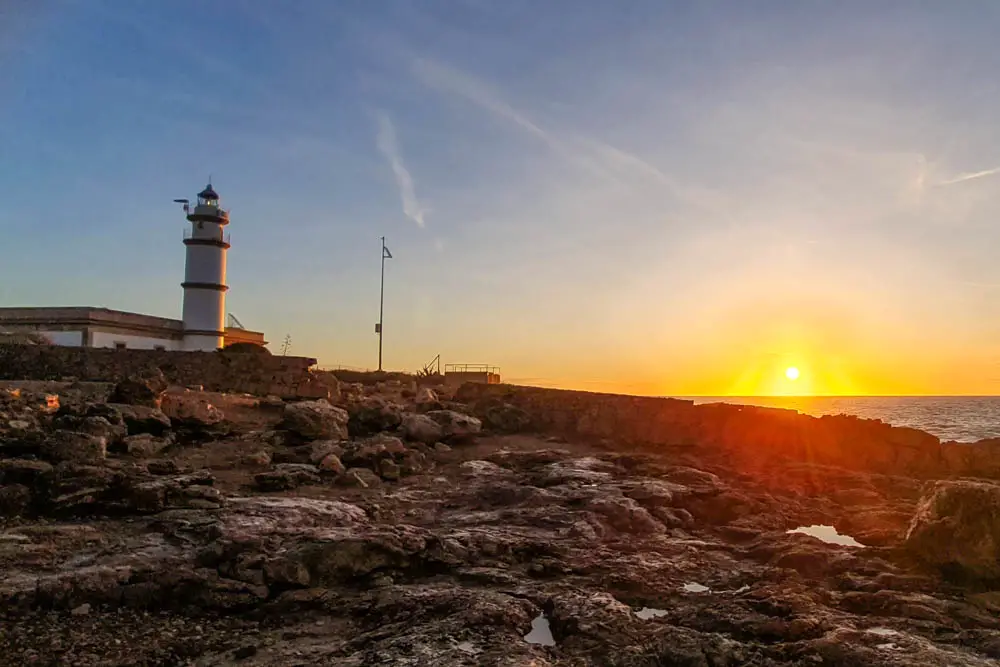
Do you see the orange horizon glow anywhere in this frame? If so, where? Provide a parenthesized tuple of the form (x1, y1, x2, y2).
(501, 282, 1000, 398)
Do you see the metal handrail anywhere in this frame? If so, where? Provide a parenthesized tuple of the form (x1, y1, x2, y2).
(445, 364, 500, 374)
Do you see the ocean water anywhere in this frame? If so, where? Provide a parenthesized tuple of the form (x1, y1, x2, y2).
(685, 396, 1000, 443)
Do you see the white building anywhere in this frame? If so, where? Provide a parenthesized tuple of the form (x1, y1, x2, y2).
(0, 183, 267, 350)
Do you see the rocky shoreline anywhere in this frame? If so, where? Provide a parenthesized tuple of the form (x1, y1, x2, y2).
(1, 376, 999, 665)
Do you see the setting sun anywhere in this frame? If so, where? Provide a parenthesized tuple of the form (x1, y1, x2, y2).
(785, 367, 800, 381)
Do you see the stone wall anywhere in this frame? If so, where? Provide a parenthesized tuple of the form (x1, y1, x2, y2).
(456, 384, 1000, 480)
(0, 345, 335, 400)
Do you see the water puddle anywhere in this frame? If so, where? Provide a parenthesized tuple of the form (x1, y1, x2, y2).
(635, 607, 669, 620)
(681, 582, 710, 593)
(786, 524, 863, 547)
(524, 614, 556, 646)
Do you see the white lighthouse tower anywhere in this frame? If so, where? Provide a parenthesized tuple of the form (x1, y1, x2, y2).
(180, 182, 229, 351)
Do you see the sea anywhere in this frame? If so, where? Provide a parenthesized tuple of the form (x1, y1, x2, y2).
(685, 396, 1000, 443)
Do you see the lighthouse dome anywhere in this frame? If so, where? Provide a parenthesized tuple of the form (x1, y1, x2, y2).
(198, 184, 219, 201)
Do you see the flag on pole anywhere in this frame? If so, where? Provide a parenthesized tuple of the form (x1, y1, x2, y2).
(383, 244, 393, 259)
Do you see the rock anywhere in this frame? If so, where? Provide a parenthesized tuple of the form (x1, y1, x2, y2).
(107, 375, 165, 408)
(414, 387, 443, 412)
(587, 496, 665, 535)
(0, 409, 43, 449)
(482, 403, 532, 433)
(260, 395, 285, 410)
(348, 396, 404, 436)
(107, 404, 172, 436)
(233, 645, 258, 660)
(401, 413, 444, 444)
(341, 441, 388, 468)
(282, 400, 349, 441)
(425, 410, 482, 442)
(318, 453, 345, 475)
(59, 415, 126, 445)
(0, 483, 31, 516)
(36, 463, 119, 512)
(308, 440, 345, 465)
(338, 467, 381, 488)
(415, 387, 439, 405)
(70, 603, 91, 616)
(118, 433, 172, 457)
(340, 382, 365, 402)
(378, 459, 401, 481)
(371, 433, 408, 454)
(0, 458, 53, 485)
(905, 480, 1000, 583)
(146, 460, 181, 475)
(242, 450, 272, 467)
(125, 471, 219, 512)
(254, 464, 320, 491)
(82, 402, 124, 423)
(240, 430, 287, 448)
(160, 393, 225, 430)
(400, 450, 427, 476)
(40, 430, 107, 464)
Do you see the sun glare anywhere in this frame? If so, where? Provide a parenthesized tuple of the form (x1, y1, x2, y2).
(785, 366, 800, 381)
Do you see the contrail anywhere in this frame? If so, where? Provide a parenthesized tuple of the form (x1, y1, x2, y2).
(939, 166, 1000, 186)
(375, 110, 426, 228)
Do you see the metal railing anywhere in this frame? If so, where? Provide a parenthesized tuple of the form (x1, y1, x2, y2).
(444, 364, 500, 374)
(184, 228, 230, 245)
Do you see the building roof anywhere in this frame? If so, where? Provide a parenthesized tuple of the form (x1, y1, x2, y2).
(0, 307, 184, 331)
(198, 184, 219, 200)
(0, 307, 265, 342)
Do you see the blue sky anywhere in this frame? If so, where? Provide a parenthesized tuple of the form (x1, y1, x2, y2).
(4, 1, 1000, 394)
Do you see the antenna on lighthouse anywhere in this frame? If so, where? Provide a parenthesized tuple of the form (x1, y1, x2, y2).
(173, 198, 190, 214)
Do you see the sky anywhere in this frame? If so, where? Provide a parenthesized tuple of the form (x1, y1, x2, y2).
(3, 1, 1000, 396)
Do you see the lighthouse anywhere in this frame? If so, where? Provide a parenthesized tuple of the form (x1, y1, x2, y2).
(180, 182, 229, 351)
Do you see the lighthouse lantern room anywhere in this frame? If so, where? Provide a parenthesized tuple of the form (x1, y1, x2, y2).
(180, 182, 230, 351)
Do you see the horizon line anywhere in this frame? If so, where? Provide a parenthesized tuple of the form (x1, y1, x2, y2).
(673, 394, 1000, 399)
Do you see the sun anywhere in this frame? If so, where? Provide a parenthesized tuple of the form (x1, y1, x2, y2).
(785, 366, 800, 381)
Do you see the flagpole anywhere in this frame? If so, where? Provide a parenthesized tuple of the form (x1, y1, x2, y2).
(378, 236, 385, 372)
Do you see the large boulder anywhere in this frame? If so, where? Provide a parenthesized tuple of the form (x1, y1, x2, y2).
(905, 480, 1000, 583)
(40, 430, 107, 464)
(401, 413, 444, 444)
(425, 410, 482, 442)
(160, 393, 225, 429)
(481, 403, 532, 433)
(347, 396, 404, 436)
(53, 414, 126, 446)
(414, 387, 443, 412)
(107, 372, 166, 408)
(107, 404, 173, 437)
(282, 400, 349, 441)
(35, 463, 120, 512)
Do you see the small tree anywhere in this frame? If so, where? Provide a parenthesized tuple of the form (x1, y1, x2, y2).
(280, 334, 292, 356)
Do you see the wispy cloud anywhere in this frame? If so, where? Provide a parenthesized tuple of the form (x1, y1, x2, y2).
(939, 166, 1000, 186)
(375, 110, 426, 228)
(410, 57, 722, 214)
(412, 58, 550, 143)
